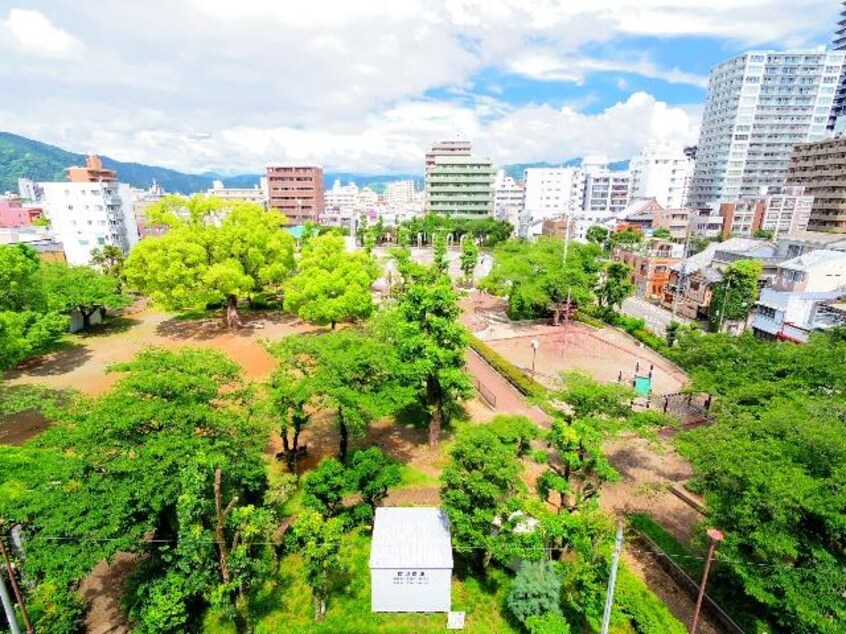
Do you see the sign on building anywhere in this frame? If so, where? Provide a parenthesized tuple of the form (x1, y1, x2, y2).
(369, 507, 453, 613)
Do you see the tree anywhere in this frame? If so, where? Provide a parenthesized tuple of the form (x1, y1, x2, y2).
(386, 274, 473, 447)
(707, 259, 762, 331)
(585, 225, 609, 246)
(432, 229, 448, 273)
(0, 347, 269, 633)
(347, 447, 401, 513)
(596, 262, 635, 311)
(0, 244, 67, 369)
(608, 228, 643, 247)
(302, 458, 349, 517)
(284, 234, 380, 329)
(753, 228, 774, 240)
(288, 509, 346, 620)
(124, 197, 296, 328)
(652, 227, 672, 239)
(267, 329, 413, 462)
(41, 263, 130, 329)
(506, 560, 563, 627)
(89, 244, 126, 282)
(459, 237, 479, 283)
(440, 425, 523, 566)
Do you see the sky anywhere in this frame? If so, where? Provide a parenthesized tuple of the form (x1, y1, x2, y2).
(0, 1, 840, 175)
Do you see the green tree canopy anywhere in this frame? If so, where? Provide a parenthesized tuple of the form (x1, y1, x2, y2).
(459, 237, 480, 283)
(40, 262, 130, 329)
(89, 244, 126, 281)
(585, 225, 609, 246)
(124, 197, 296, 327)
(506, 560, 563, 627)
(284, 234, 380, 329)
(707, 259, 762, 331)
(596, 262, 635, 311)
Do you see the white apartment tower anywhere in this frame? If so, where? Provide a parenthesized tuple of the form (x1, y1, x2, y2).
(629, 142, 694, 208)
(688, 50, 845, 208)
(22, 179, 139, 265)
(493, 170, 524, 232)
(522, 167, 586, 237)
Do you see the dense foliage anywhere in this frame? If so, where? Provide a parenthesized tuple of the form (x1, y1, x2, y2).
(707, 259, 762, 331)
(124, 196, 296, 327)
(671, 329, 846, 633)
(41, 262, 130, 329)
(506, 560, 563, 626)
(400, 213, 514, 247)
(0, 244, 68, 369)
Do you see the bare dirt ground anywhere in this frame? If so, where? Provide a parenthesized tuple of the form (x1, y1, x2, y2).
(78, 552, 138, 634)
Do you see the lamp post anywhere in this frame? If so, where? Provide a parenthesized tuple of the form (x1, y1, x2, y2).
(530, 339, 540, 376)
(690, 528, 724, 634)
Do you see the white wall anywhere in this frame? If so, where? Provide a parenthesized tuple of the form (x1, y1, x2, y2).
(371, 567, 451, 613)
(523, 168, 585, 225)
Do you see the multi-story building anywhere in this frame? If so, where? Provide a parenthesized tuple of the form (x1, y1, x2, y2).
(425, 155, 495, 217)
(66, 155, 117, 183)
(785, 136, 846, 232)
(752, 288, 846, 343)
(629, 142, 694, 208)
(425, 140, 471, 171)
(688, 50, 845, 208)
(523, 167, 585, 236)
(830, 2, 846, 130)
(493, 170, 523, 233)
(652, 207, 691, 242)
(20, 178, 139, 265)
(613, 239, 684, 299)
(384, 180, 416, 208)
(265, 164, 324, 225)
(0, 199, 44, 228)
(206, 180, 265, 204)
(719, 199, 766, 239)
(583, 169, 631, 218)
(0, 227, 65, 262)
(324, 179, 359, 214)
(772, 248, 846, 292)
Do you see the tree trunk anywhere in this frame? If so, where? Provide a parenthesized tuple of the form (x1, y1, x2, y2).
(226, 294, 241, 329)
(281, 429, 291, 456)
(338, 407, 349, 463)
(81, 308, 97, 330)
(314, 593, 326, 621)
(427, 377, 443, 449)
(331, 321, 336, 330)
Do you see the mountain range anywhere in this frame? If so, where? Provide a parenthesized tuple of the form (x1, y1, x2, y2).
(0, 131, 629, 196)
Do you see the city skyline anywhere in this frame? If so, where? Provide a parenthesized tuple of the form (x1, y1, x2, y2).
(0, 1, 840, 175)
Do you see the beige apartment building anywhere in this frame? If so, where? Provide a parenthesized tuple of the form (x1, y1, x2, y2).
(786, 137, 846, 233)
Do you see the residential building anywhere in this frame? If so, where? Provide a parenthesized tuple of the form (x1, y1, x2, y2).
(688, 50, 845, 208)
(19, 178, 139, 265)
(719, 199, 766, 239)
(66, 155, 117, 183)
(324, 179, 359, 214)
(206, 180, 265, 204)
(614, 198, 665, 232)
(785, 136, 846, 232)
(541, 217, 573, 241)
(775, 230, 846, 259)
(690, 206, 725, 239)
(493, 170, 523, 234)
(425, 155, 495, 217)
(772, 249, 846, 292)
(652, 207, 691, 242)
(629, 142, 694, 208)
(762, 187, 814, 236)
(425, 139, 471, 171)
(384, 180, 416, 208)
(830, 2, 846, 130)
(583, 169, 631, 217)
(357, 186, 379, 210)
(524, 167, 585, 218)
(613, 239, 684, 299)
(265, 164, 324, 225)
(0, 199, 44, 228)
(0, 227, 65, 262)
(752, 288, 846, 342)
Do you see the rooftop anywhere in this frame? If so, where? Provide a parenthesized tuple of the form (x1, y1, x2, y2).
(778, 249, 846, 273)
(369, 507, 452, 569)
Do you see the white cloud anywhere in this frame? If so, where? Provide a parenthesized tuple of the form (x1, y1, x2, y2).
(2, 8, 84, 57)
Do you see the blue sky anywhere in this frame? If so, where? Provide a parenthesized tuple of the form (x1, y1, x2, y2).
(0, 1, 841, 174)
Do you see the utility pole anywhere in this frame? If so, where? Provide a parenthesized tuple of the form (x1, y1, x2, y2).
(600, 521, 624, 634)
(690, 528, 724, 633)
(0, 533, 31, 634)
(0, 567, 21, 634)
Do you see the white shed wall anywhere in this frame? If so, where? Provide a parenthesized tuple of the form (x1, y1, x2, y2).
(371, 567, 451, 612)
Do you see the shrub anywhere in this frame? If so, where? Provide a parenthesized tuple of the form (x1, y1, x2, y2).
(525, 612, 572, 634)
(506, 560, 563, 626)
(302, 458, 349, 517)
(615, 566, 687, 634)
(27, 580, 85, 634)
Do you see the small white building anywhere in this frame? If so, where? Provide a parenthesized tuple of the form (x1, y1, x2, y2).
(369, 507, 453, 613)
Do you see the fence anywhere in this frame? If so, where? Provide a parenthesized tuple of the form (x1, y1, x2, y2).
(652, 391, 713, 424)
(474, 378, 497, 409)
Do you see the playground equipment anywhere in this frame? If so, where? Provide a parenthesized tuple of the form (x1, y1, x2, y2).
(619, 361, 654, 399)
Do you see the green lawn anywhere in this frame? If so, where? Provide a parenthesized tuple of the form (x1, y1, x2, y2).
(203, 532, 519, 634)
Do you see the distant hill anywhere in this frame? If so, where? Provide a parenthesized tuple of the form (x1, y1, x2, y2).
(0, 131, 630, 196)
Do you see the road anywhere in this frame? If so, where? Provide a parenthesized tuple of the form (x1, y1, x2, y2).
(621, 296, 688, 336)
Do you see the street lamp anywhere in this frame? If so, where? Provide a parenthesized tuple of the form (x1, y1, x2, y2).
(690, 528, 724, 634)
(530, 339, 540, 376)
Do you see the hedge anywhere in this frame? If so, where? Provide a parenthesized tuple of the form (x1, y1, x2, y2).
(467, 334, 548, 399)
(615, 565, 688, 634)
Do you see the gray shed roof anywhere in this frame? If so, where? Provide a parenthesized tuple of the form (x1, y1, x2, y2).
(369, 507, 453, 569)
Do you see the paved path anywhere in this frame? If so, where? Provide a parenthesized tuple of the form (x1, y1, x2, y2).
(465, 350, 551, 427)
(622, 296, 688, 336)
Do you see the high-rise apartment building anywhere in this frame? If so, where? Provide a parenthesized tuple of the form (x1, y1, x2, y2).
(688, 50, 845, 208)
(426, 155, 495, 217)
(718, 187, 813, 239)
(265, 164, 324, 225)
(629, 142, 694, 208)
(19, 178, 139, 265)
(493, 170, 524, 232)
(830, 2, 846, 130)
(786, 136, 846, 232)
(384, 180, 416, 208)
(425, 140, 471, 171)
(583, 170, 631, 218)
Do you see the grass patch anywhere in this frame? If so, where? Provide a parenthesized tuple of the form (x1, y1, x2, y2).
(204, 532, 518, 634)
(467, 334, 547, 399)
(396, 464, 439, 490)
(629, 512, 704, 580)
